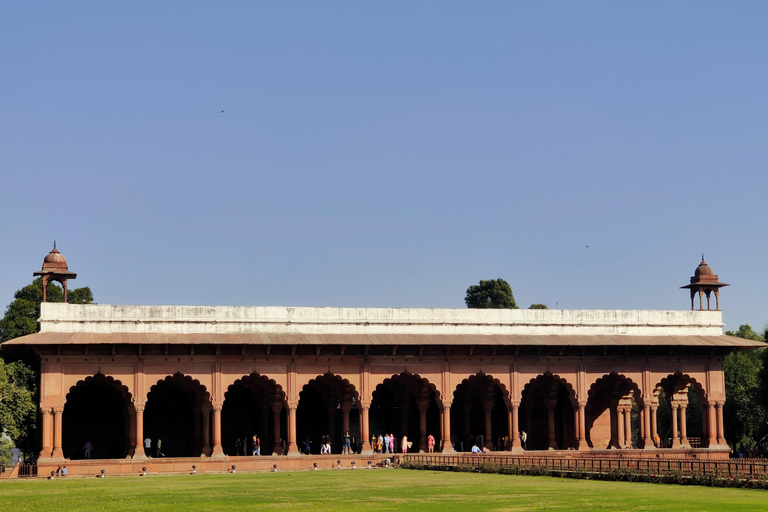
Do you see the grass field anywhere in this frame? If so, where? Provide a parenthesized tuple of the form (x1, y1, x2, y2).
(2, 469, 768, 511)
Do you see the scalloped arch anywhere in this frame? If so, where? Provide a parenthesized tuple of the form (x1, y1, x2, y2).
(587, 372, 644, 404)
(373, 371, 443, 406)
(66, 373, 133, 406)
(523, 372, 578, 406)
(227, 372, 287, 405)
(146, 372, 211, 403)
(453, 372, 511, 407)
(655, 372, 708, 400)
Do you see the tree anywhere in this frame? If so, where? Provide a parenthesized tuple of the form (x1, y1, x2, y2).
(723, 324, 767, 451)
(465, 279, 518, 309)
(0, 278, 93, 457)
(529, 303, 548, 309)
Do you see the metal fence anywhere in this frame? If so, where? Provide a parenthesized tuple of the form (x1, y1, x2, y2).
(17, 464, 37, 478)
(399, 454, 768, 477)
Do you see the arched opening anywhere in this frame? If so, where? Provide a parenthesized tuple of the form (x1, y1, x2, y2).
(144, 373, 210, 457)
(655, 373, 709, 448)
(296, 373, 359, 454)
(62, 374, 131, 460)
(521, 373, 576, 450)
(222, 374, 286, 456)
(586, 373, 643, 449)
(451, 373, 509, 451)
(370, 372, 441, 453)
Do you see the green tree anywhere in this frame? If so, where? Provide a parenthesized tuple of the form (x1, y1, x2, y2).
(529, 303, 548, 309)
(723, 324, 767, 451)
(0, 278, 93, 457)
(465, 279, 518, 309)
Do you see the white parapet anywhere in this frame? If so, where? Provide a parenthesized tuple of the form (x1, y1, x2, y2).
(39, 303, 725, 337)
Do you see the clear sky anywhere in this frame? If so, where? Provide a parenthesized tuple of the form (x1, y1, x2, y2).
(2, 2, 766, 332)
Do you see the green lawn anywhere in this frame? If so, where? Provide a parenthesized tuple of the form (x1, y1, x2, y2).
(2, 469, 767, 511)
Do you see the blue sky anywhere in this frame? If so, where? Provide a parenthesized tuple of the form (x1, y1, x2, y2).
(2, 2, 766, 332)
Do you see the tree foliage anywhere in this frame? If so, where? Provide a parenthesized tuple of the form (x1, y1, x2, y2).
(723, 324, 767, 451)
(0, 277, 93, 457)
(465, 279, 518, 309)
(529, 303, 548, 309)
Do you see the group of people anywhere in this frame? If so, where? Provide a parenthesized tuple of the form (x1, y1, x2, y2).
(233, 434, 262, 456)
(144, 437, 164, 457)
(371, 433, 435, 453)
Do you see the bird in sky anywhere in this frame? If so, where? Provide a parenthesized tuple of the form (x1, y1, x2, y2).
(220, 110, 224, 113)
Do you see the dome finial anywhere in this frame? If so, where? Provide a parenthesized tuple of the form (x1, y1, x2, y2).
(54, 239, 57, 250)
(701, 253, 705, 263)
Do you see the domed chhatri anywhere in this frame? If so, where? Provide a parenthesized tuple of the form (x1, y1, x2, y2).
(33, 241, 77, 302)
(680, 255, 728, 311)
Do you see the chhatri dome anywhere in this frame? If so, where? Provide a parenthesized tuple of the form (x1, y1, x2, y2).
(680, 255, 728, 311)
(33, 241, 77, 302)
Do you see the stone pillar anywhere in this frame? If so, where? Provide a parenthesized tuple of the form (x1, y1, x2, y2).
(419, 402, 428, 453)
(716, 401, 726, 446)
(202, 404, 212, 456)
(273, 403, 283, 454)
(679, 403, 689, 448)
(577, 403, 587, 450)
(483, 401, 493, 450)
(442, 405, 455, 453)
(707, 403, 717, 448)
(547, 403, 557, 450)
(287, 404, 298, 456)
(327, 404, 336, 447)
(671, 404, 680, 448)
(133, 405, 147, 459)
(52, 406, 64, 460)
(615, 406, 625, 449)
(39, 406, 53, 460)
(623, 406, 632, 448)
(211, 403, 224, 458)
(642, 404, 653, 449)
(360, 405, 372, 454)
(509, 404, 518, 450)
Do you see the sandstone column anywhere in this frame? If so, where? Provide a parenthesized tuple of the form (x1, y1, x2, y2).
(577, 403, 587, 450)
(360, 405, 372, 454)
(211, 403, 224, 457)
(342, 401, 351, 436)
(202, 403, 212, 456)
(671, 403, 680, 448)
(52, 406, 64, 460)
(650, 404, 658, 447)
(642, 404, 653, 449)
(716, 401, 726, 446)
(679, 403, 689, 447)
(39, 406, 53, 460)
(707, 403, 717, 447)
(615, 406, 625, 449)
(287, 404, 298, 456)
(133, 405, 147, 459)
(442, 405, 455, 453)
(509, 402, 523, 451)
(623, 406, 632, 448)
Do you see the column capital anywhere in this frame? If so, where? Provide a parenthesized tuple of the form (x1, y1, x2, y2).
(273, 402, 284, 413)
(212, 402, 223, 412)
(52, 406, 64, 414)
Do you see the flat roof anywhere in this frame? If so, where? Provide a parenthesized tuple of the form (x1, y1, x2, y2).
(5, 331, 764, 348)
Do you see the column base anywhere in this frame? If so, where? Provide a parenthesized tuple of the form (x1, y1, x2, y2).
(509, 446, 525, 454)
(51, 448, 64, 459)
(441, 446, 456, 454)
(211, 445, 225, 458)
(132, 453, 149, 460)
(642, 442, 656, 450)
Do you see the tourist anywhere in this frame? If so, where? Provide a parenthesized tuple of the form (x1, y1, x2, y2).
(377, 434, 384, 453)
(427, 434, 435, 453)
(521, 431, 527, 450)
(144, 436, 152, 457)
(61, 465, 67, 477)
(303, 436, 312, 455)
(253, 434, 260, 456)
(371, 435, 377, 453)
(471, 444, 481, 454)
(83, 441, 93, 459)
(235, 437, 242, 455)
(156, 438, 164, 457)
(343, 431, 351, 454)
(281, 437, 287, 455)
(388, 434, 395, 454)
(383, 433, 391, 453)
(401, 435, 409, 453)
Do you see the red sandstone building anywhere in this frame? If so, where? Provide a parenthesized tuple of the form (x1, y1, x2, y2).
(5, 248, 762, 466)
